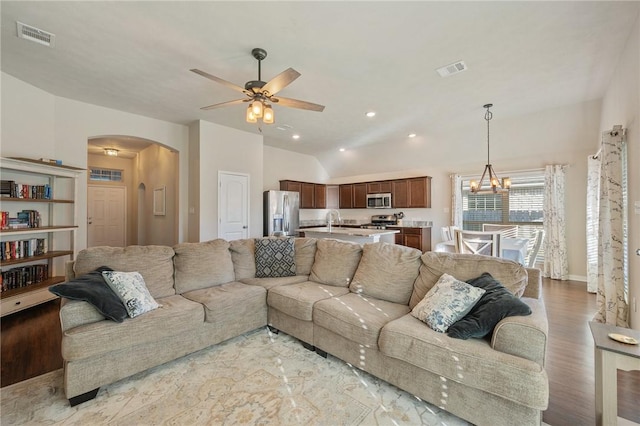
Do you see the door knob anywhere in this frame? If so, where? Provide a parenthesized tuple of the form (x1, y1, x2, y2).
(242, 226, 248, 229)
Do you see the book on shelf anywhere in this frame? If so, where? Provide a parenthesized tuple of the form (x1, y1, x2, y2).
(0, 180, 52, 199)
(0, 238, 48, 261)
(1, 264, 49, 292)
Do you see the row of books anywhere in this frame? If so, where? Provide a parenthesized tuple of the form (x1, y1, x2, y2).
(0, 180, 52, 199)
(1, 264, 49, 292)
(0, 238, 48, 261)
(0, 210, 42, 230)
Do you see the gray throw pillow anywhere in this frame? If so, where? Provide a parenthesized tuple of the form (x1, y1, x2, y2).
(254, 238, 296, 278)
(447, 272, 532, 340)
(49, 266, 128, 322)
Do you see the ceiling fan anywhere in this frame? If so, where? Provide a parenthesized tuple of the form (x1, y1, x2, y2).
(191, 48, 325, 124)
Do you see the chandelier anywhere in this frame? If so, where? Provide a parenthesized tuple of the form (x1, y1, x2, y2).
(469, 104, 511, 194)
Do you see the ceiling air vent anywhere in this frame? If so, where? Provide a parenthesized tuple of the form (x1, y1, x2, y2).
(436, 61, 467, 77)
(16, 21, 55, 47)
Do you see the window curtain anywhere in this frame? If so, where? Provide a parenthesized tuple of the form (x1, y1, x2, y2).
(543, 165, 568, 280)
(586, 156, 600, 293)
(450, 174, 463, 228)
(593, 127, 628, 327)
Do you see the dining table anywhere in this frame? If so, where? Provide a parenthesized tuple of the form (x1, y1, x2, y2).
(434, 237, 530, 265)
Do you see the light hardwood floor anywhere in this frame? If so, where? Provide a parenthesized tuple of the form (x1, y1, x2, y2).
(542, 278, 640, 426)
(2, 278, 639, 425)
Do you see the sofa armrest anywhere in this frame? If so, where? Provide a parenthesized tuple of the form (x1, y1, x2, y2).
(491, 297, 548, 366)
(522, 267, 541, 299)
(65, 261, 76, 281)
(59, 299, 106, 332)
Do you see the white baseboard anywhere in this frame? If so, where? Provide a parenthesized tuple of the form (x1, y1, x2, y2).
(567, 274, 587, 282)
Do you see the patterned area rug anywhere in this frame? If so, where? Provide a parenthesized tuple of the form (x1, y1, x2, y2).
(1, 328, 472, 425)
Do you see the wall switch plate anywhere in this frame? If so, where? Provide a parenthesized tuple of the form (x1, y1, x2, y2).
(634, 201, 640, 215)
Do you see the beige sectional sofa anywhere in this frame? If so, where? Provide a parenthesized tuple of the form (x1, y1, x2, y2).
(59, 237, 548, 426)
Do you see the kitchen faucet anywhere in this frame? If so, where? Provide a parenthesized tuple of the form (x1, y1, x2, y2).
(326, 209, 341, 232)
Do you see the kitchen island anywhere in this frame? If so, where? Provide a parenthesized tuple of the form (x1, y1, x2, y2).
(299, 227, 399, 244)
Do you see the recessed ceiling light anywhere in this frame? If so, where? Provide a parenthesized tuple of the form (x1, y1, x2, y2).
(408, 133, 417, 138)
(365, 111, 376, 118)
(292, 134, 300, 140)
(339, 148, 345, 152)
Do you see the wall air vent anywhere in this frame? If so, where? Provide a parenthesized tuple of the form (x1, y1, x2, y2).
(436, 61, 467, 77)
(16, 21, 55, 47)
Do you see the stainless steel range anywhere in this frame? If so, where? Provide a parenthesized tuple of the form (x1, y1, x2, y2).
(361, 214, 397, 229)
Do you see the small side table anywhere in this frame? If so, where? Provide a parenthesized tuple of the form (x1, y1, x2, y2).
(589, 321, 640, 426)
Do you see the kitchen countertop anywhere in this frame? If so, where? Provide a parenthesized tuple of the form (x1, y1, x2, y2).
(297, 227, 399, 236)
(299, 220, 432, 228)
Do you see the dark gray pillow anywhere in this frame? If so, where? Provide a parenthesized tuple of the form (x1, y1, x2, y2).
(254, 238, 296, 278)
(49, 266, 128, 322)
(447, 272, 532, 340)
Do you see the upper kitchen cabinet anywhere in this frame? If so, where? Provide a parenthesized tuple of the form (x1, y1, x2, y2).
(392, 180, 409, 208)
(339, 183, 367, 209)
(366, 181, 392, 194)
(392, 176, 431, 208)
(353, 183, 367, 208)
(339, 184, 353, 209)
(279, 180, 326, 209)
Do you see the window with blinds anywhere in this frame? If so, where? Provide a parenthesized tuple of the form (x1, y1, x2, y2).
(89, 168, 123, 182)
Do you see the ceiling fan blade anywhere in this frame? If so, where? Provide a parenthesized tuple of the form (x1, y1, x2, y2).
(274, 96, 325, 112)
(190, 69, 249, 94)
(261, 68, 301, 96)
(200, 99, 248, 110)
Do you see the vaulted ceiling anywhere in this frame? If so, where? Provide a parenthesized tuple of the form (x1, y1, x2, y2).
(2, 2, 638, 162)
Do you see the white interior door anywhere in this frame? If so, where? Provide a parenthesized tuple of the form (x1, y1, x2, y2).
(218, 172, 249, 240)
(88, 185, 126, 247)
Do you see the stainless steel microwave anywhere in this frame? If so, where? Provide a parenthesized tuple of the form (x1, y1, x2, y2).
(366, 193, 392, 209)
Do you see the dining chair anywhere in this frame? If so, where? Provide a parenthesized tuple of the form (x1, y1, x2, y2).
(526, 229, 545, 268)
(454, 229, 502, 257)
(482, 223, 519, 238)
(441, 226, 453, 241)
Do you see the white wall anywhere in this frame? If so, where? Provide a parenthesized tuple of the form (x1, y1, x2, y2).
(196, 120, 263, 240)
(1, 72, 190, 249)
(599, 12, 640, 329)
(263, 146, 330, 190)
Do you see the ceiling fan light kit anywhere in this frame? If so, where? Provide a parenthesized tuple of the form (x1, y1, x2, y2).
(191, 47, 324, 125)
(469, 104, 511, 194)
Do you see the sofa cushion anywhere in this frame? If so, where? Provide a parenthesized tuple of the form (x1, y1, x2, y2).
(102, 271, 161, 318)
(309, 239, 362, 287)
(173, 239, 235, 294)
(314, 293, 410, 348)
(267, 281, 350, 321)
(294, 238, 317, 275)
(229, 239, 256, 280)
(49, 266, 128, 323)
(379, 314, 549, 410)
(255, 237, 296, 278)
(410, 252, 528, 310)
(447, 272, 532, 340)
(181, 281, 266, 324)
(61, 295, 204, 361)
(241, 275, 309, 290)
(411, 273, 485, 333)
(350, 242, 421, 304)
(73, 246, 176, 299)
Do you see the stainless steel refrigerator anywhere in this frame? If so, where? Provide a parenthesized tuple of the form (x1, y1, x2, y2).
(263, 190, 300, 237)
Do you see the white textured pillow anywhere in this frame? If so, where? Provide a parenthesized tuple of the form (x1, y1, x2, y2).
(102, 271, 161, 318)
(411, 273, 485, 333)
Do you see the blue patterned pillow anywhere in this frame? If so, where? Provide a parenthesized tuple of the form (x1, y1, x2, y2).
(411, 273, 486, 333)
(102, 271, 161, 318)
(254, 238, 296, 278)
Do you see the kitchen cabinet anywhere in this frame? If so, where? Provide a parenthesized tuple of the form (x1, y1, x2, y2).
(353, 183, 367, 208)
(1, 157, 82, 317)
(314, 184, 326, 209)
(339, 184, 353, 209)
(339, 183, 366, 209)
(392, 226, 432, 252)
(392, 177, 431, 208)
(279, 180, 326, 209)
(392, 180, 409, 208)
(366, 181, 392, 194)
